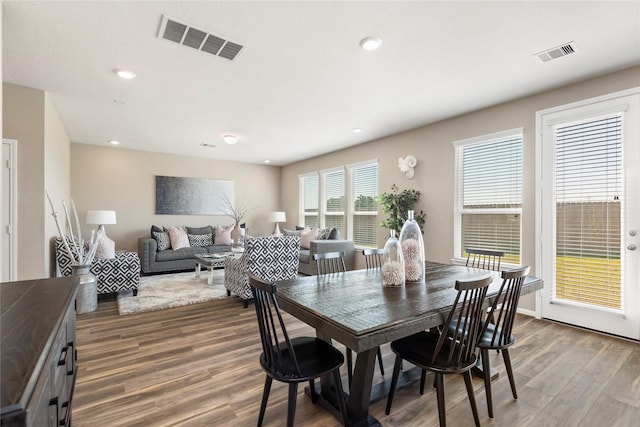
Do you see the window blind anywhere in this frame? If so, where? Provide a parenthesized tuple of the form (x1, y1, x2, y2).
(323, 169, 345, 236)
(302, 174, 319, 228)
(350, 162, 378, 247)
(554, 114, 622, 310)
(458, 135, 522, 263)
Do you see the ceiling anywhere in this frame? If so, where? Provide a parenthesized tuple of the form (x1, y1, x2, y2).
(3, 1, 640, 166)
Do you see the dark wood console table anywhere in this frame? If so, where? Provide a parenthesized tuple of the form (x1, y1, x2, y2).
(1, 277, 78, 426)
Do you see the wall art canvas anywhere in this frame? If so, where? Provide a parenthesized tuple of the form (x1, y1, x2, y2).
(155, 176, 233, 215)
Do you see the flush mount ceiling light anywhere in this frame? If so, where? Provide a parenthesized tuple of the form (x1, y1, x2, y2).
(352, 128, 362, 133)
(109, 140, 120, 145)
(264, 160, 271, 164)
(223, 134, 238, 145)
(359, 36, 382, 51)
(114, 69, 136, 79)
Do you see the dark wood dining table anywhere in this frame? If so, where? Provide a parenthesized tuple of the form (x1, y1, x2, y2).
(275, 261, 544, 427)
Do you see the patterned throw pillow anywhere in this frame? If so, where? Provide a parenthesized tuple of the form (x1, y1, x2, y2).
(300, 227, 318, 249)
(152, 231, 171, 251)
(188, 233, 213, 247)
(282, 228, 303, 237)
(214, 224, 235, 245)
(168, 226, 190, 250)
(317, 227, 332, 240)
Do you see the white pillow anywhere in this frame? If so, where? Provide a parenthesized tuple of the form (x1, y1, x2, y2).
(300, 227, 317, 249)
(214, 224, 235, 245)
(168, 226, 190, 250)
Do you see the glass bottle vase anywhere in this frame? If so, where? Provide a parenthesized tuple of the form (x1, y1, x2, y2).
(399, 210, 425, 282)
(382, 230, 405, 287)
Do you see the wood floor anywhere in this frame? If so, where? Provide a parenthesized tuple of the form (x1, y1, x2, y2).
(73, 295, 640, 427)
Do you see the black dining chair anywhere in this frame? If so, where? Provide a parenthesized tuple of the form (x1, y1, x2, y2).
(477, 265, 529, 418)
(362, 248, 384, 269)
(313, 251, 346, 275)
(465, 248, 505, 271)
(248, 273, 349, 427)
(315, 251, 385, 385)
(385, 274, 493, 427)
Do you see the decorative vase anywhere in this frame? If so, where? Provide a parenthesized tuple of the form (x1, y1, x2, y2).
(230, 221, 241, 244)
(399, 210, 425, 282)
(72, 264, 98, 314)
(382, 230, 405, 287)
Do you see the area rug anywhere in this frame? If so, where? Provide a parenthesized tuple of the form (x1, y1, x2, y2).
(117, 270, 228, 315)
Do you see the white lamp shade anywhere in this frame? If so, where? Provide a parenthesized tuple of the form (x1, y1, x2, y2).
(268, 211, 286, 223)
(86, 210, 117, 225)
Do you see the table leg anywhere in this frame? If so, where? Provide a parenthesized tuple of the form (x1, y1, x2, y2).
(195, 262, 201, 280)
(348, 348, 380, 426)
(208, 267, 214, 285)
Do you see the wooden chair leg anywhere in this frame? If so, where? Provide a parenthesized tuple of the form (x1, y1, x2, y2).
(463, 370, 480, 427)
(434, 373, 446, 427)
(346, 348, 353, 387)
(309, 379, 317, 403)
(502, 348, 518, 399)
(481, 348, 494, 418)
(377, 347, 385, 375)
(419, 369, 427, 395)
(385, 356, 403, 415)
(258, 375, 272, 426)
(287, 383, 298, 427)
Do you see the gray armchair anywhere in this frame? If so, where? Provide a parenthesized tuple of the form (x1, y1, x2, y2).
(224, 235, 300, 307)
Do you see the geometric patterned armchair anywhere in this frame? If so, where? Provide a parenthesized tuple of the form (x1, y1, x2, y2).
(55, 237, 141, 295)
(224, 235, 300, 307)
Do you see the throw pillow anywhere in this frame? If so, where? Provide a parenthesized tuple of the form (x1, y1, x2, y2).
(295, 225, 305, 231)
(214, 224, 234, 245)
(317, 227, 332, 240)
(283, 228, 303, 237)
(150, 224, 163, 237)
(168, 226, 190, 250)
(300, 227, 318, 249)
(328, 227, 341, 240)
(152, 231, 171, 251)
(186, 225, 213, 235)
(188, 233, 213, 247)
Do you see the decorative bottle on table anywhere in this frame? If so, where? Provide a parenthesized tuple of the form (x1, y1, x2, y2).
(382, 230, 405, 287)
(399, 210, 425, 282)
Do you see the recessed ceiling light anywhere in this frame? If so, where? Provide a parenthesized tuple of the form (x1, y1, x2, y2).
(352, 128, 362, 133)
(223, 134, 238, 145)
(264, 160, 271, 164)
(359, 36, 382, 51)
(109, 140, 120, 145)
(114, 69, 136, 79)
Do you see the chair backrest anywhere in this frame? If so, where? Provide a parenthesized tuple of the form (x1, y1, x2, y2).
(313, 251, 346, 275)
(465, 248, 505, 271)
(433, 274, 493, 367)
(363, 248, 384, 270)
(482, 266, 530, 347)
(245, 235, 301, 281)
(248, 272, 301, 377)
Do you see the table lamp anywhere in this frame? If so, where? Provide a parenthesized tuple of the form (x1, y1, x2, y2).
(268, 211, 286, 235)
(86, 210, 117, 230)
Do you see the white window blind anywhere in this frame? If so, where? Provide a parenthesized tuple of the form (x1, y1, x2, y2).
(350, 162, 378, 247)
(323, 169, 345, 236)
(554, 113, 622, 310)
(301, 174, 319, 228)
(455, 132, 522, 264)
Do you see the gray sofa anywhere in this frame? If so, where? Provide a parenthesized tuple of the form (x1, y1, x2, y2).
(289, 227, 355, 275)
(138, 225, 232, 274)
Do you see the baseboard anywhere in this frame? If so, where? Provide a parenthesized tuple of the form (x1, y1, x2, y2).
(516, 307, 536, 317)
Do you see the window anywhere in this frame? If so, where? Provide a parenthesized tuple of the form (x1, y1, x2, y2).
(349, 162, 378, 247)
(322, 168, 346, 237)
(299, 160, 378, 247)
(300, 173, 319, 228)
(454, 129, 523, 264)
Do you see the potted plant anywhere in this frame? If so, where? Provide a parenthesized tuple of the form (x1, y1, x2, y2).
(379, 184, 426, 235)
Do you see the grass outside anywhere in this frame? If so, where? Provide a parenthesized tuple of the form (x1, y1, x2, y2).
(555, 255, 621, 309)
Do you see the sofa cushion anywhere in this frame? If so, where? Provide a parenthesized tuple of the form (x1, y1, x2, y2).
(186, 225, 213, 235)
(214, 224, 234, 245)
(152, 231, 171, 251)
(168, 226, 190, 250)
(328, 227, 340, 239)
(156, 246, 206, 261)
(299, 248, 311, 264)
(300, 227, 318, 249)
(206, 245, 233, 254)
(188, 233, 213, 247)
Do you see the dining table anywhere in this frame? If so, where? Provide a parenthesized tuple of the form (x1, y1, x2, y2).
(275, 261, 544, 427)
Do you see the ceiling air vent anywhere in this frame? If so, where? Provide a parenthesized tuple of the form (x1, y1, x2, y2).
(157, 15, 243, 61)
(535, 41, 579, 63)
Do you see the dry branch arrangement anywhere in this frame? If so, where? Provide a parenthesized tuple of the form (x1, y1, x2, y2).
(46, 192, 102, 266)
